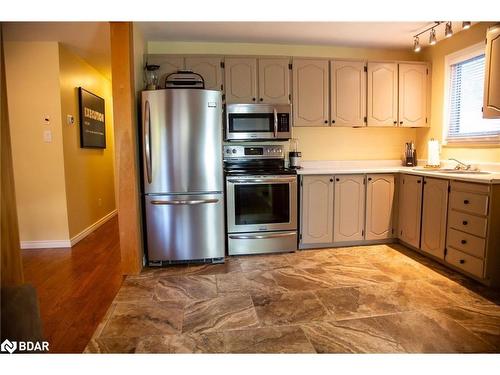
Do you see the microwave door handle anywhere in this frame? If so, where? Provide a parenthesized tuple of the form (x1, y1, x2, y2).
(144, 100, 152, 184)
(273, 108, 278, 137)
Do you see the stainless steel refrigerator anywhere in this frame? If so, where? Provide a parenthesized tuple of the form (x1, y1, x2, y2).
(142, 89, 225, 264)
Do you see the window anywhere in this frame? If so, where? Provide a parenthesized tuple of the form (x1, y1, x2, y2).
(444, 44, 500, 144)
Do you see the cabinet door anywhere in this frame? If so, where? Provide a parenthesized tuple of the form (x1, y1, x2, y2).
(367, 62, 398, 127)
(258, 58, 290, 104)
(224, 58, 257, 103)
(483, 25, 500, 118)
(398, 174, 423, 248)
(301, 175, 334, 245)
(147, 55, 185, 89)
(331, 60, 367, 127)
(292, 59, 330, 127)
(334, 175, 365, 242)
(420, 178, 449, 259)
(398, 63, 428, 127)
(185, 57, 223, 91)
(366, 174, 395, 240)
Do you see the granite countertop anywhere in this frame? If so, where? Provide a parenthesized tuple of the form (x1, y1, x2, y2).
(296, 160, 500, 184)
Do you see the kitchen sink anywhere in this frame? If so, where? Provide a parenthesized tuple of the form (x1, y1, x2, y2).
(413, 168, 491, 175)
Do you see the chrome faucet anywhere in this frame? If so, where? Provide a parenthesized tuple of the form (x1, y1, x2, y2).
(449, 158, 472, 170)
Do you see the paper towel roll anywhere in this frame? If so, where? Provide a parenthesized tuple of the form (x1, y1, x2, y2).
(427, 139, 440, 167)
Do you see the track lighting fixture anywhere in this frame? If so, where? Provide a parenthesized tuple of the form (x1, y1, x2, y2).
(445, 22, 453, 38)
(462, 21, 471, 29)
(413, 37, 421, 52)
(429, 28, 437, 45)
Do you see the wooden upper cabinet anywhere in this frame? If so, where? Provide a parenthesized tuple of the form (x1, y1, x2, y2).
(483, 25, 500, 118)
(365, 174, 395, 240)
(420, 178, 449, 259)
(292, 59, 330, 127)
(146, 55, 184, 89)
(334, 175, 365, 242)
(367, 62, 398, 127)
(258, 58, 290, 104)
(330, 60, 367, 127)
(224, 57, 258, 103)
(300, 175, 334, 245)
(185, 57, 223, 91)
(398, 63, 428, 127)
(398, 174, 423, 248)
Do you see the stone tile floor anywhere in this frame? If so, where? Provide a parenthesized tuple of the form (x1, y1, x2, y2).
(85, 244, 500, 353)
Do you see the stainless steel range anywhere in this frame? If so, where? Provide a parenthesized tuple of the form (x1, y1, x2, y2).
(224, 145, 298, 256)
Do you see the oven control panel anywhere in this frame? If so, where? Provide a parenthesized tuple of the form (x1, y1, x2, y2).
(223, 145, 284, 159)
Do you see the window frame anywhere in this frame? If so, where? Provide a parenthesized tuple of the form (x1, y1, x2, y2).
(442, 42, 500, 147)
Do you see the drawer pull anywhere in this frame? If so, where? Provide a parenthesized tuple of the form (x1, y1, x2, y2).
(462, 220, 468, 225)
(459, 259, 465, 264)
(461, 239, 467, 245)
(464, 199, 470, 204)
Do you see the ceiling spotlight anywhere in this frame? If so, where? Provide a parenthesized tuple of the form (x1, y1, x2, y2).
(462, 21, 471, 30)
(413, 37, 421, 52)
(445, 22, 453, 38)
(429, 28, 437, 45)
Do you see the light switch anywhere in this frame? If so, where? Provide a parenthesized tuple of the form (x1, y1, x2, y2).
(43, 129, 52, 143)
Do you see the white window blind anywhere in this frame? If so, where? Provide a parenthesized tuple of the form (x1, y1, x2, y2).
(447, 53, 500, 142)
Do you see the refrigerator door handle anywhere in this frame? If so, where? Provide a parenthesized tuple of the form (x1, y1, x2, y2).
(150, 198, 219, 206)
(229, 232, 297, 240)
(144, 100, 152, 183)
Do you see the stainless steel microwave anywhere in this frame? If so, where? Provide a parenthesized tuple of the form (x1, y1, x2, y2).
(225, 103, 292, 141)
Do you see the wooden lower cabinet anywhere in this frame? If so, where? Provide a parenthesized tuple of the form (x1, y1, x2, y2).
(365, 174, 395, 240)
(334, 175, 365, 242)
(420, 177, 449, 259)
(300, 175, 334, 245)
(398, 174, 423, 248)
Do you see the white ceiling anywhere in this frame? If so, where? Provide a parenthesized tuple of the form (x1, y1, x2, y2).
(3, 22, 111, 80)
(138, 22, 470, 50)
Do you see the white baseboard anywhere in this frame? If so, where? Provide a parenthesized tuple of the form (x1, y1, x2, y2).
(20, 209, 117, 250)
(21, 240, 72, 249)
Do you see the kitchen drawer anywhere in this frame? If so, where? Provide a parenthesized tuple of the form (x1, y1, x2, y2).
(447, 228, 486, 259)
(451, 181, 490, 194)
(449, 191, 489, 216)
(448, 210, 488, 238)
(445, 248, 484, 279)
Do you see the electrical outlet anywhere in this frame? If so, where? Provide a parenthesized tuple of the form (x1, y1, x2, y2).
(43, 129, 52, 143)
(97, 198, 102, 207)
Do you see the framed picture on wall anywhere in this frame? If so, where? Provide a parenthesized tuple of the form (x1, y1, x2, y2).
(78, 87, 106, 148)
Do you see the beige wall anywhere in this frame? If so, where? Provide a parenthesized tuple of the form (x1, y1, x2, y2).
(59, 45, 116, 239)
(5, 41, 116, 244)
(5, 41, 70, 242)
(148, 40, 419, 161)
(416, 22, 500, 163)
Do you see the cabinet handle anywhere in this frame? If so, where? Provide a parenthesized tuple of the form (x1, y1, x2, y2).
(336, 178, 340, 182)
(464, 199, 470, 204)
(324, 120, 328, 124)
(461, 239, 467, 245)
(393, 121, 397, 125)
(368, 177, 372, 181)
(462, 220, 468, 226)
(459, 259, 465, 264)
(259, 98, 263, 102)
(330, 178, 334, 182)
(252, 97, 256, 101)
(399, 121, 403, 125)
(331, 120, 336, 124)
(417, 180, 421, 184)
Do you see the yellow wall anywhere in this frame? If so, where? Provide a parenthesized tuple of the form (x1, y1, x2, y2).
(4, 42, 70, 242)
(58, 45, 116, 239)
(417, 22, 500, 163)
(148, 40, 419, 160)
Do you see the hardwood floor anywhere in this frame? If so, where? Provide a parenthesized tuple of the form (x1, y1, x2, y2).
(22, 216, 124, 353)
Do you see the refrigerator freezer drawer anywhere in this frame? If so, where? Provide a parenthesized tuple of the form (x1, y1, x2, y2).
(228, 231, 297, 256)
(145, 193, 225, 262)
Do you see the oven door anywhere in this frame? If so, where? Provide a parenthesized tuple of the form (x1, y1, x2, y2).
(226, 104, 276, 141)
(226, 175, 297, 233)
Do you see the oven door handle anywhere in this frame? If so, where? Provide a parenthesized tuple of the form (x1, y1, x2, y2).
(227, 178, 296, 184)
(150, 199, 219, 206)
(273, 107, 278, 138)
(229, 232, 296, 240)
